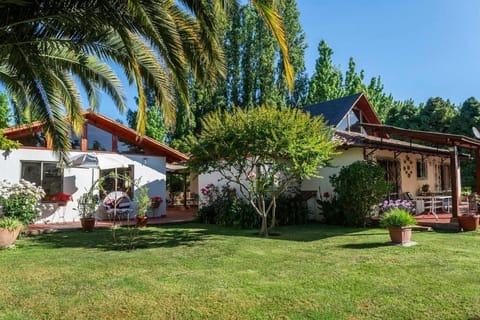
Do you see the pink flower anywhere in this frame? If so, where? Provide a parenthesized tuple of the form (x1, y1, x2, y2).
(247, 171, 256, 181)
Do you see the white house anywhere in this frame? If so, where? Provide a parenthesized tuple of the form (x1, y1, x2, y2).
(1, 111, 188, 223)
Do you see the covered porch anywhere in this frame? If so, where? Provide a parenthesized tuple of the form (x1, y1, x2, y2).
(364, 123, 480, 222)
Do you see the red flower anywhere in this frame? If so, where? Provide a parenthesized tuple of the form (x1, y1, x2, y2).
(323, 192, 330, 199)
(52, 193, 73, 202)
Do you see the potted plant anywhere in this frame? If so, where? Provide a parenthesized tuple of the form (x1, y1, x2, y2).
(421, 184, 430, 194)
(380, 208, 417, 244)
(0, 217, 23, 249)
(460, 186, 472, 202)
(135, 186, 150, 227)
(458, 213, 479, 231)
(77, 191, 98, 232)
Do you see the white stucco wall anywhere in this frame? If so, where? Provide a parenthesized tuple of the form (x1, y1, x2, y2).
(301, 148, 364, 197)
(197, 168, 245, 205)
(0, 148, 167, 223)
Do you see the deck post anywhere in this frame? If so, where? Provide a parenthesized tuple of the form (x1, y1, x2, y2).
(183, 172, 188, 208)
(476, 149, 480, 193)
(450, 145, 459, 220)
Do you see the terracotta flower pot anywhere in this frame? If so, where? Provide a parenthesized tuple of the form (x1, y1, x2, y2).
(80, 217, 96, 232)
(0, 226, 22, 249)
(136, 215, 148, 228)
(388, 226, 412, 244)
(458, 215, 479, 231)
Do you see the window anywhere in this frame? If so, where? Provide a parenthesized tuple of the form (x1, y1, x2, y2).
(70, 131, 82, 150)
(16, 132, 47, 148)
(378, 159, 401, 198)
(416, 159, 428, 179)
(21, 161, 63, 197)
(87, 124, 112, 151)
(118, 137, 144, 154)
(99, 166, 134, 199)
(337, 109, 365, 134)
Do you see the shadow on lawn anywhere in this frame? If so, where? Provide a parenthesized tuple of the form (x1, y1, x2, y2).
(340, 242, 391, 249)
(29, 223, 389, 250)
(30, 227, 210, 251)
(161, 223, 387, 243)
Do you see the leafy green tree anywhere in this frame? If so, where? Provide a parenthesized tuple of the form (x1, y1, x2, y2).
(344, 58, 365, 96)
(305, 40, 344, 105)
(276, 0, 308, 107)
(127, 90, 167, 143)
(331, 161, 390, 227)
(451, 97, 480, 136)
(0, 93, 11, 128)
(187, 106, 339, 236)
(385, 99, 420, 129)
(417, 97, 457, 133)
(127, 108, 166, 143)
(450, 97, 480, 190)
(255, 15, 281, 107)
(365, 76, 397, 123)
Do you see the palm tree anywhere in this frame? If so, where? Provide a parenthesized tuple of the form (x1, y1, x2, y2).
(0, 0, 291, 157)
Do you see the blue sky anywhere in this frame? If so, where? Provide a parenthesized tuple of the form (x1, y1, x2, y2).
(99, 0, 480, 120)
(299, 0, 480, 105)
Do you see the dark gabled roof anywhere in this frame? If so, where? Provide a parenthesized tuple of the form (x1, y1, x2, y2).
(303, 93, 382, 128)
(303, 93, 363, 126)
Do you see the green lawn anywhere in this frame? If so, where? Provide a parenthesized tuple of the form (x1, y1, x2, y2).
(1, 224, 480, 319)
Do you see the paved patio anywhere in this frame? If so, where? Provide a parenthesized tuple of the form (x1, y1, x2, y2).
(27, 206, 198, 235)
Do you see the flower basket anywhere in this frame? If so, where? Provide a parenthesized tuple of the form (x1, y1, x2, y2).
(150, 196, 163, 209)
(51, 193, 73, 207)
(458, 215, 479, 231)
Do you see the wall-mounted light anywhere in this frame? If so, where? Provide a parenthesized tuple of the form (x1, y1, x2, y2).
(143, 157, 148, 165)
(2, 150, 11, 160)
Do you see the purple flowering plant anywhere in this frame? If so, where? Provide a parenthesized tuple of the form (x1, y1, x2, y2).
(378, 199, 416, 215)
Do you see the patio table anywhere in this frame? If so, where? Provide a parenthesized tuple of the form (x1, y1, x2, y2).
(415, 195, 452, 220)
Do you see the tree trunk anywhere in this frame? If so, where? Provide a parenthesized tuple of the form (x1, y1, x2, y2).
(269, 196, 277, 230)
(260, 214, 268, 237)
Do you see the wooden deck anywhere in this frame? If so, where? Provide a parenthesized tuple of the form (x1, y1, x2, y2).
(27, 206, 198, 235)
(414, 212, 460, 231)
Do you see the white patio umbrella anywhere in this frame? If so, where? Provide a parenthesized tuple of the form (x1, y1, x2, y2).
(68, 153, 134, 221)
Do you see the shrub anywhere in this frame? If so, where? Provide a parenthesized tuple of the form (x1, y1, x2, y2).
(331, 161, 390, 227)
(0, 179, 45, 224)
(317, 192, 345, 225)
(198, 184, 257, 228)
(198, 184, 309, 228)
(380, 208, 417, 227)
(273, 191, 310, 226)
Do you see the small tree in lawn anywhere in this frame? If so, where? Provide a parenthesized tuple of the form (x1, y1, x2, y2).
(187, 105, 339, 236)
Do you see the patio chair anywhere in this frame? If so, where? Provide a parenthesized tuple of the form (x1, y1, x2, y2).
(102, 191, 133, 220)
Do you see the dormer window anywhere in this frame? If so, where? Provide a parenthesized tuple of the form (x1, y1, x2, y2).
(337, 109, 366, 134)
